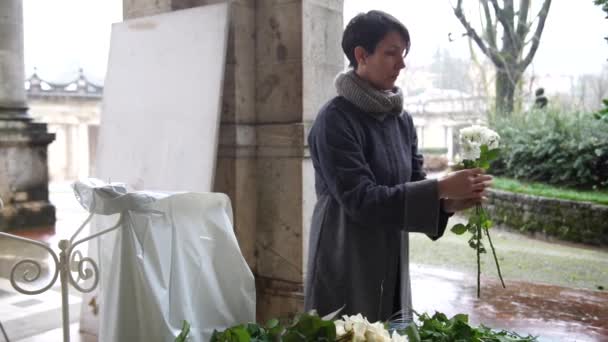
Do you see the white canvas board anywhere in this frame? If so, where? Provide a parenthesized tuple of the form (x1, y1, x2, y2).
(95, 3, 229, 192)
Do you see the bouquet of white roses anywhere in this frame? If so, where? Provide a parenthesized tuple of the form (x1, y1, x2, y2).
(451, 125, 505, 298)
(459, 125, 500, 163)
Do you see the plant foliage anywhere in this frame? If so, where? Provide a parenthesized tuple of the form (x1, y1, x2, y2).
(178, 311, 539, 342)
(403, 312, 538, 342)
(490, 110, 608, 189)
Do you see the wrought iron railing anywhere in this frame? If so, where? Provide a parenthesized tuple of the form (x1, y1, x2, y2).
(0, 212, 123, 342)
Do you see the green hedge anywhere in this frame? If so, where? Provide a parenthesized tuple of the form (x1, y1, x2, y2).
(490, 109, 608, 190)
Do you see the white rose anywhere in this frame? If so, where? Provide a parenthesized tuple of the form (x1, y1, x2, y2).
(352, 321, 367, 341)
(391, 330, 408, 342)
(461, 140, 481, 161)
(335, 320, 346, 337)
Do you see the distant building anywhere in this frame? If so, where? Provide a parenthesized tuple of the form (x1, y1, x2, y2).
(26, 68, 101, 181)
(403, 87, 487, 163)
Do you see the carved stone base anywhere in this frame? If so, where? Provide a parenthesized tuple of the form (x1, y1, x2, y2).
(0, 119, 55, 231)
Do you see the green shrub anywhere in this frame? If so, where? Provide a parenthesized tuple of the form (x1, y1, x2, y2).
(490, 109, 608, 189)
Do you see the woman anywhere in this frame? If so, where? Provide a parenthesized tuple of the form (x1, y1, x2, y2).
(304, 10, 491, 323)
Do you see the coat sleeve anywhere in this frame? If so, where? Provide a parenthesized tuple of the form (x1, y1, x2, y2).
(406, 113, 452, 240)
(310, 110, 441, 234)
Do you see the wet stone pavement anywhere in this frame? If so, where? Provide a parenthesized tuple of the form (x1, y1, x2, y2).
(411, 265, 608, 341)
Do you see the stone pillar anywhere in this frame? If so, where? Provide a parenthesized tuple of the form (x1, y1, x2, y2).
(122, 0, 343, 321)
(0, 0, 55, 230)
(210, 0, 258, 274)
(254, 0, 343, 321)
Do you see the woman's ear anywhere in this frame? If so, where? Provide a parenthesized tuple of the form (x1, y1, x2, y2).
(354, 46, 367, 67)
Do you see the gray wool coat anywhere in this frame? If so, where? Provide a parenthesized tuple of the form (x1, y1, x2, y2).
(304, 96, 451, 322)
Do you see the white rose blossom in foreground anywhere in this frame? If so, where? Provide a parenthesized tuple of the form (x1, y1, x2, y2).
(459, 125, 500, 161)
(334, 314, 408, 342)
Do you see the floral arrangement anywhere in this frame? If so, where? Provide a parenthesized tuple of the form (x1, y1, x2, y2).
(458, 125, 500, 163)
(177, 310, 538, 341)
(451, 125, 505, 297)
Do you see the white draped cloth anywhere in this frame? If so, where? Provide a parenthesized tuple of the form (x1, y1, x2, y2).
(73, 179, 255, 342)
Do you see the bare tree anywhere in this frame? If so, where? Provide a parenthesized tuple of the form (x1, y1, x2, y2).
(452, 0, 552, 114)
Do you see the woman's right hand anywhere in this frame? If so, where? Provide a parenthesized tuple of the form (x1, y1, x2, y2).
(437, 168, 493, 199)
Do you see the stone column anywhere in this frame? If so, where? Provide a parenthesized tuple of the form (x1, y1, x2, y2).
(254, 0, 343, 321)
(0, 0, 55, 230)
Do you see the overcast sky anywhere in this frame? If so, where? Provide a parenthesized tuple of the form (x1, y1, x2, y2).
(23, 0, 608, 84)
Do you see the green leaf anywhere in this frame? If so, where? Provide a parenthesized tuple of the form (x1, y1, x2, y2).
(405, 324, 422, 342)
(282, 313, 336, 342)
(451, 223, 467, 235)
(485, 148, 501, 161)
(451, 320, 474, 339)
(265, 319, 279, 330)
(228, 327, 251, 342)
(432, 312, 449, 322)
(480, 144, 489, 155)
(467, 224, 477, 234)
(452, 313, 469, 324)
(483, 219, 493, 229)
(175, 320, 190, 342)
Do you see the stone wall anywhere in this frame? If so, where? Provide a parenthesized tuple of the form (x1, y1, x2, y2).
(486, 189, 608, 246)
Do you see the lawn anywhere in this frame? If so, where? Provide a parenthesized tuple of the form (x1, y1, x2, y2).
(410, 215, 608, 291)
(492, 177, 608, 205)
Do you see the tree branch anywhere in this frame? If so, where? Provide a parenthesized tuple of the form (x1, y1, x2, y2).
(480, 0, 497, 49)
(516, 0, 531, 42)
(489, 0, 517, 52)
(453, 0, 504, 67)
(520, 0, 552, 69)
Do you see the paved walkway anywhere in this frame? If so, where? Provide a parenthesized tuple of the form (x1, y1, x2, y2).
(410, 265, 608, 341)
